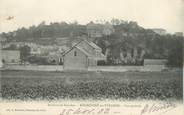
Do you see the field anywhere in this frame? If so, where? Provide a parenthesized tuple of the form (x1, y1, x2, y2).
(0, 70, 183, 101)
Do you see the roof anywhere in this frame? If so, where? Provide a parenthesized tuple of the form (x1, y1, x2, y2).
(83, 40, 101, 50)
(62, 40, 83, 56)
(62, 39, 105, 60)
(75, 46, 92, 57)
(55, 37, 70, 40)
(151, 28, 166, 31)
(62, 39, 102, 56)
(62, 45, 92, 57)
(2, 50, 20, 57)
(2, 50, 20, 53)
(90, 52, 106, 60)
(87, 22, 103, 31)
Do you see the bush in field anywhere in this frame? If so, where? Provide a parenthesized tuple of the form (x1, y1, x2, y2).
(1, 78, 182, 100)
(28, 56, 49, 65)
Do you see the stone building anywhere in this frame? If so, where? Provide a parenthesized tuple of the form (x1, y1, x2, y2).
(86, 21, 114, 38)
(151, 28, 166, 35)
(144, 59, 167, 71)
(174, 32, 183, 37)
(1, 50, 20, 64)
(63, 39, 106, 71)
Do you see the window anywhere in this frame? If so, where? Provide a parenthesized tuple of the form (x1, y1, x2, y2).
(74, 51, 77, 56)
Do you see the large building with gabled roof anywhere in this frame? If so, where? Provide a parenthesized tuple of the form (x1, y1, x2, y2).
(62, 39, 106, 71)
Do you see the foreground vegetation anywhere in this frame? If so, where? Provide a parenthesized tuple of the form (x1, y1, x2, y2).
(1, 70, 182, 101)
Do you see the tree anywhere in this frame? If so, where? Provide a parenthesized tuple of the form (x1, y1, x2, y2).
(19, 45, 31, 63)
(111, 18, 121, 25)
(1, 19, 183, 66)
(167, 37, 183, 67)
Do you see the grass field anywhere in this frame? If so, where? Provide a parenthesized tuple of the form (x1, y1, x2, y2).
(0, 70, 183, 101)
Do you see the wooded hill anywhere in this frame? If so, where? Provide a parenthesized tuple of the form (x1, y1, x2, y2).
(1, 19, 183, 67)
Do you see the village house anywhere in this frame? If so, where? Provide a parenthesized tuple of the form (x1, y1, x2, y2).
(62, 39, 106, 71)
(102, 22, 115, 36)
(55, 37, 71, 46)
(87, 22, 103, 38)
(151, 28, 167, 35)
(1, 50, 21, 65)
(174, 32, 183, 37)
(144, 59, 167, 71)
(86, 22, 114, 38)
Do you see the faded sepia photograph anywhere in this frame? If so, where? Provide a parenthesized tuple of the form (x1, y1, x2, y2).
(0, 0, 183, 115)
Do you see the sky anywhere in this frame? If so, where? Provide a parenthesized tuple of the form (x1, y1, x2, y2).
(0, 0, 184, 33)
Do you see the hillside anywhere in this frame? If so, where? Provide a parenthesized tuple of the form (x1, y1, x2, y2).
(1, 20, 183, 67)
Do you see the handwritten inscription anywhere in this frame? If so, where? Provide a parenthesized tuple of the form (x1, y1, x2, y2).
(140, 102, 176, 115)
(60, 108, 111, 115)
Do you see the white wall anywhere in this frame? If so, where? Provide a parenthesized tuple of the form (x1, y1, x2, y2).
(89, 65, 167, 72)
(3, 65, 168, 72)
(4, 65, 63, 71)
